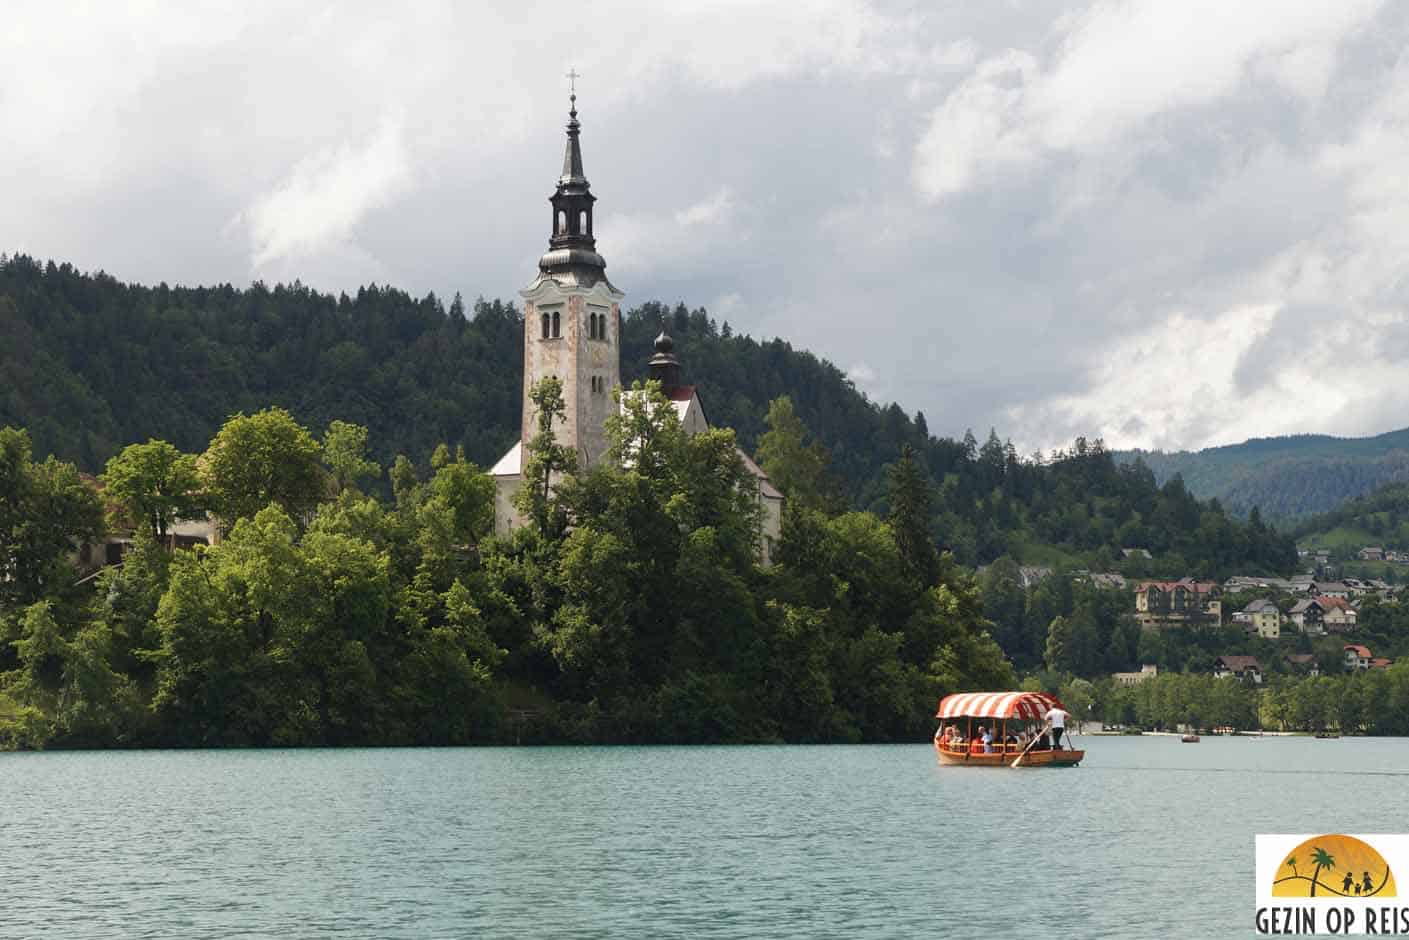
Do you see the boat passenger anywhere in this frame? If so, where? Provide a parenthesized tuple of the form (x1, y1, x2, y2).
(981, 727, 993, 753)
(969, 728, 985, 755)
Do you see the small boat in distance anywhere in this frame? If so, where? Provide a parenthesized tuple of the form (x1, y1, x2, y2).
(933, 691, 1084, 767)
(1181, 734, 1200, 743)
(1314, 731, 1340, 739)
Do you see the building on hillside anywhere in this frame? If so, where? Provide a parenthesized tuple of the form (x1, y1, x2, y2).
(1318, 595, 1358, 634)
(1284, 653, 1320, 677)
(1088, 572, 1128, 590)
(1370, 657, 1394, 669)
(1236, 598, 1282, 639)
(1133, 579, 1222, 629)
(1288, 598, 1327, 636)
(1313, 580, 1353, 600)
(1359, 546, 1385, 561)
(1113, 664, 1158, 686)
(1018, 566, 1054, 589)
(1213, 655, 1263, 683)
(1344, 644, 1373, 671)
(488, 94, 782, 562)
(1121, 547, 1152, 560)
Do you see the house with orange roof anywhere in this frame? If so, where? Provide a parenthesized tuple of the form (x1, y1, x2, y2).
(1344, 644, 1373, 671)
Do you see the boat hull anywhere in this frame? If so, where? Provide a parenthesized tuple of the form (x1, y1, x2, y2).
(933, 741, 1084, 767)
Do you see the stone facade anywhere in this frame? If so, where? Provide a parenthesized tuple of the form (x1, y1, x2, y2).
(520, 281, 623, 470)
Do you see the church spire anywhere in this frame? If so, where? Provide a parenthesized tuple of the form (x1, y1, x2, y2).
(538, 71, 608, 286)
(561, 71, 586, 185)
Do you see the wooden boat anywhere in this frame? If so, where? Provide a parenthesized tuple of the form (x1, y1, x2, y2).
(1181, 734, 1200, 743)
(933, 691, 1084, 768)
(1314, 731, 1340, 739)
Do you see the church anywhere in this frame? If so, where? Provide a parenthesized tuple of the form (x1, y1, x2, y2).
(488, 92, 783, 562)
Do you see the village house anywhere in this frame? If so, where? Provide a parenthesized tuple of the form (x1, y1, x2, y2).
(1288, 598, 1327, 636)
(1018, 566, 1054, 589)
(1318, 596, 1358, 633)
(1284, 653, 1320, 677)
(1358, 546, 1385, 562)
(1112, 664, 1158, 687)
(1223, 575, 1302, 593)
(1312, 580, 1353, 600)
(1133, 579, 1222, 629)
(1236, 598, 1282, 639)
(1213, 655, 1263, 683)
(1344, 644, 1373, 671)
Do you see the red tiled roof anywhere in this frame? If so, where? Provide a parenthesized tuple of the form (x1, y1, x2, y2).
(1370, 658, 1393, 669)
(1215, 655, 1262, 671)
(1316, 595, 1352, 610)
(1344, 644, 1372, 659)
(667, 385, 696, 401)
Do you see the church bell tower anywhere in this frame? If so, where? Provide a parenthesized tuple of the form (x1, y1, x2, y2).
(518, 82, 624, 468)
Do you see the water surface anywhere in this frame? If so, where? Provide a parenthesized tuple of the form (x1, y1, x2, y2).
(3, 735, 1404, 938)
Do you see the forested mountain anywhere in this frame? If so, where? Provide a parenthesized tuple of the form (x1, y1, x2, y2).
(1293, 480, 1409, 553)
(0, 254, 1294, 574)
(1122, 431, 1409, 522)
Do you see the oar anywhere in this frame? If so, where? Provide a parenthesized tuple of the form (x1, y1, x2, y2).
(1011, 722, 1050, 768)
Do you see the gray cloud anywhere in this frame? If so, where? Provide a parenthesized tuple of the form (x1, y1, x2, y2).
(5, 1, 1409, 451)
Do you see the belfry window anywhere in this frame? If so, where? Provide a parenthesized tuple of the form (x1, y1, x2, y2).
(557, 210, 566, 235)
(551, 311, 560, 338)
(579, 210, 588, 234)
(541, 312, 550, 339)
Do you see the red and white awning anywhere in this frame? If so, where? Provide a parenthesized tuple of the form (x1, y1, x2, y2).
(935, 691, 1062, 721)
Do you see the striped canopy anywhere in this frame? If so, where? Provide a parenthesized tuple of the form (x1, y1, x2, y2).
(935, 691, 1063, 721)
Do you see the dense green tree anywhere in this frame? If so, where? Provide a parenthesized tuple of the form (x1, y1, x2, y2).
(755, 396, 839, 513)
(515, 376, 577, 539)
(0, 427, 104, 615)
(100, 440, 202, 540)
(886, 444, 939, 587)
(322, 420, 381, 495)
(200, 408, 325, 528)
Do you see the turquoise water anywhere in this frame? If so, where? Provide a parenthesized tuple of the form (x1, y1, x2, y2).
(2, 736, 1406, 938)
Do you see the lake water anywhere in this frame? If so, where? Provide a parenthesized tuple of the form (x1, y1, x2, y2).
(3, 736, 1406, 938)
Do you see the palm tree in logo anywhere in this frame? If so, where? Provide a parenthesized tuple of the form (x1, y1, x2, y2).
(1286, 856, 1298, 879)
(1309, 847, 1336, 897)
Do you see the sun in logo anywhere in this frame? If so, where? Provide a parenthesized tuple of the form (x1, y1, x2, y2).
(1274, 835, 1396, 898)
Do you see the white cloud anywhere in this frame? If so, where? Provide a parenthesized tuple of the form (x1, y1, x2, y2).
(9, 1, 1409, 456)
(241, 120, 411, 270)
(914, 0, 1384, 199)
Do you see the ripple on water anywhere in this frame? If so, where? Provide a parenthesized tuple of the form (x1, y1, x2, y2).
(1, 737, 1405, 938)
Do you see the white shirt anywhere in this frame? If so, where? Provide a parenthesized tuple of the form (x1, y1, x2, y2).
(1044, 707, 1068, 729)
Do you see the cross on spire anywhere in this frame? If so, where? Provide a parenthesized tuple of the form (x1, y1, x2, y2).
(566, 68, 580, 116)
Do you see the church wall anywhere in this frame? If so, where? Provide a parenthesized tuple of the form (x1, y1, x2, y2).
(521, 295, 580, 456)
(493, 474, 523, 536)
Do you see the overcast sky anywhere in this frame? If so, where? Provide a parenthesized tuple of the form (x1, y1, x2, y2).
(5, 0, 1408, 453)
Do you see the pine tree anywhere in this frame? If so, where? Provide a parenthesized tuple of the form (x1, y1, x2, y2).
(887, 444, 938, 588)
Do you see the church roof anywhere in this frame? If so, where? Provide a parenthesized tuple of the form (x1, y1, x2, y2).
(489, 441, 522, 477)
(737, 447, 784, 500)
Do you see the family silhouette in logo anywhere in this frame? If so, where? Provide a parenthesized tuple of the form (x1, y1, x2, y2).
(1279, 848, 1389, 897)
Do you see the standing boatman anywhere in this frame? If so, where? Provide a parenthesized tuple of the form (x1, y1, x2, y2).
(1042, 702, 1070, 751)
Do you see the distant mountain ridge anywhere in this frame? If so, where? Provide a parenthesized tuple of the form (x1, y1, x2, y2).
(1120, 429, 1409, 521)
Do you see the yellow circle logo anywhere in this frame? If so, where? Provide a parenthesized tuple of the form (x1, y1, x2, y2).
(1273, 835, 1396, 898)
